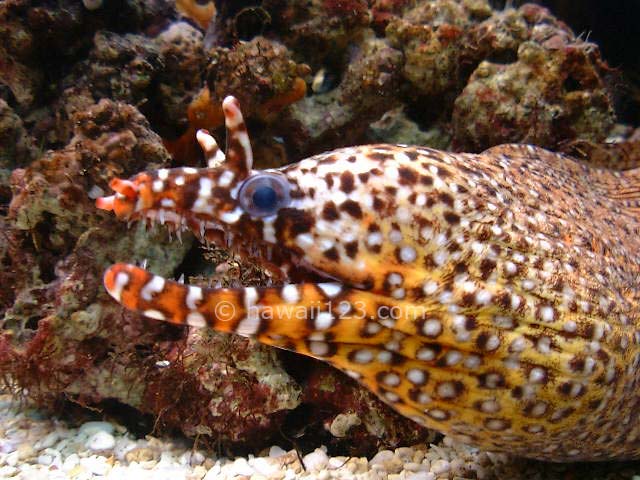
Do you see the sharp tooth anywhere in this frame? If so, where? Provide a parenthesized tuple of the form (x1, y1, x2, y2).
(199, 222, 205, 239)
(158, 210, 166, 225)
(141, 259, 148, 269)
(177, 273, 185, 284)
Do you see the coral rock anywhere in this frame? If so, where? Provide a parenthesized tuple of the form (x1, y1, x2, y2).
(207, 36, 307, 119)
(285, 33, 403, 157)
(386, 0, 492, 97)
(0, 99, 36, 170)
(453, 32, 614, 151)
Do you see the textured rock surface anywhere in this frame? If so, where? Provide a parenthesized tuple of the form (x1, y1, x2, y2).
(0, 99, 36, 170)
(386, 0, 493, 97)
(452, 4, 615, 150)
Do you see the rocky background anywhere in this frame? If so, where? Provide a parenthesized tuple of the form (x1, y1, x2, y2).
(0, 0, 639, 464)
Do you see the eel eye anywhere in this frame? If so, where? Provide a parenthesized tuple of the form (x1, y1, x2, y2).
(238, 173, 291, 217)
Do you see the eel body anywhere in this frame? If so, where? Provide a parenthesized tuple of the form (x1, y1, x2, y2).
(96, 96, 640, 461)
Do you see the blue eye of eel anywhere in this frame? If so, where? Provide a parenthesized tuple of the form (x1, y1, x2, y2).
(252, 185, 277, 210)
(239, 173, 291, 217)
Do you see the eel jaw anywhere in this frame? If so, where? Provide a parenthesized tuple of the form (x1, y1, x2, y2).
(101, 194, 337, 286)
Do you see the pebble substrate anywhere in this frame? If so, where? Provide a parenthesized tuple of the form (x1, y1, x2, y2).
(0, 393, 638, 480)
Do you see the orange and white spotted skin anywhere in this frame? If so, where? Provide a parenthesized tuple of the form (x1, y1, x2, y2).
(97, 96, 640, 462)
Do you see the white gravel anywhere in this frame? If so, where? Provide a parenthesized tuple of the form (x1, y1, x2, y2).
(0, 393, 637, 479)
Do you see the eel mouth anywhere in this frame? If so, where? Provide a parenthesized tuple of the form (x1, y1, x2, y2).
(132, 207, 338, 287)
(96, 180, 340, 287)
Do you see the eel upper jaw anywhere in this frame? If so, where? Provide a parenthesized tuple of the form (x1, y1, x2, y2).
(96, 176, 345, 287)
(126, 207, 341, 287)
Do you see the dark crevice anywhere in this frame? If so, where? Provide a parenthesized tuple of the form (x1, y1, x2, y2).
(99, 399, 157, 439)
(172, 241, 212, 280)
(563, 75, 582, 93)
(309, 67, 341, 95)
(404, 94, 453, 131)
(25, 316, 40, 331)
(234, 7, 272, 41)
(486, 49, 518, 65)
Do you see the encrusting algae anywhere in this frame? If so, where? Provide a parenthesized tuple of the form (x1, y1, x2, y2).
(95, 95, 640, 462)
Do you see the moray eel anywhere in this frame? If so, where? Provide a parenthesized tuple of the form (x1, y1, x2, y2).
(96, 96, 640, 462)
